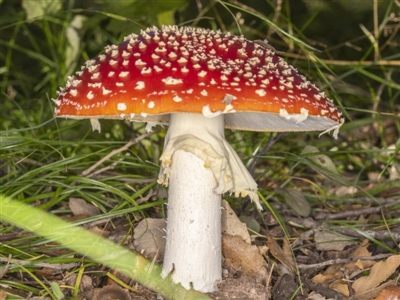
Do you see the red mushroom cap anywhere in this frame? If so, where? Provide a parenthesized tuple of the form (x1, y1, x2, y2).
(54, 25, 343, 136)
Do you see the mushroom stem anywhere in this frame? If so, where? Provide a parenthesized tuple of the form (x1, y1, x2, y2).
(162, 149, 222, 292)
(159, 113, 224, 292)
(158, 113, 259, 292)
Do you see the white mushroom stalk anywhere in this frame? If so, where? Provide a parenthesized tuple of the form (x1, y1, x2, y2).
(161, 150, 221, 292)
(158, 113, 259, 292)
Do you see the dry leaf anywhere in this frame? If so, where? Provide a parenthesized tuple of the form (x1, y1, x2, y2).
(133, 218, 166, 262)
(266, 236, 296, 275)
(69, 197, 100, 217)
(352, 255, 400, 295)
(314, 230, 356, 251)
(329, 279, 349, 296)
(311, 265, 342, 285)
(222, 234, 268, 281)
(349, 239, 370, 257)
(324, 265, 340, 276)
(354, 260, 364, 270)
(344, 239, 374, 271)
(352, 279, 398, 300)
(311, 273, 336, 284)
(221, 200, 251, 243)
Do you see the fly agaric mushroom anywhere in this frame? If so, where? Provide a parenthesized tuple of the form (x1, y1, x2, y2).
(54, 25, 344, 292)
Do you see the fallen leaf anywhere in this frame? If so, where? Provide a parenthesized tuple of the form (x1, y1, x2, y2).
(266, 236, 296, 275)
(352, 255, 400, 295)
(352, 279, 398, 300)
(329, 279, 349, 296)
(133, 218, 166, 262)
(69, 197, 100, 217)
(344, 239, 374, 271)
(222, 234, 268, 281)
(311, 273, 336, 284)
(311, 265, 342, 286)
(222, 200, 251, 243)
(314, 230, 356, 251)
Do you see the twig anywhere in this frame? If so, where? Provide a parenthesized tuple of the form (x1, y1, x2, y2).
(286, 217, 320, 229)
(334, 227, 400, 244)
(81, 130, 158, 177)
(292, 224, 400, 250)
(314, 198, 400, 220)
(85, 157, 124, 178)
(291, 228, 318, 249)
(297, 253, 393, 270)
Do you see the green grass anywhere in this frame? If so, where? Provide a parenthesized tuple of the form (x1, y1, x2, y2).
(1, 0, 399, 299)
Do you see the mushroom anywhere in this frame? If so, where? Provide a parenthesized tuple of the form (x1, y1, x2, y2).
(54, 25, 344, 292)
